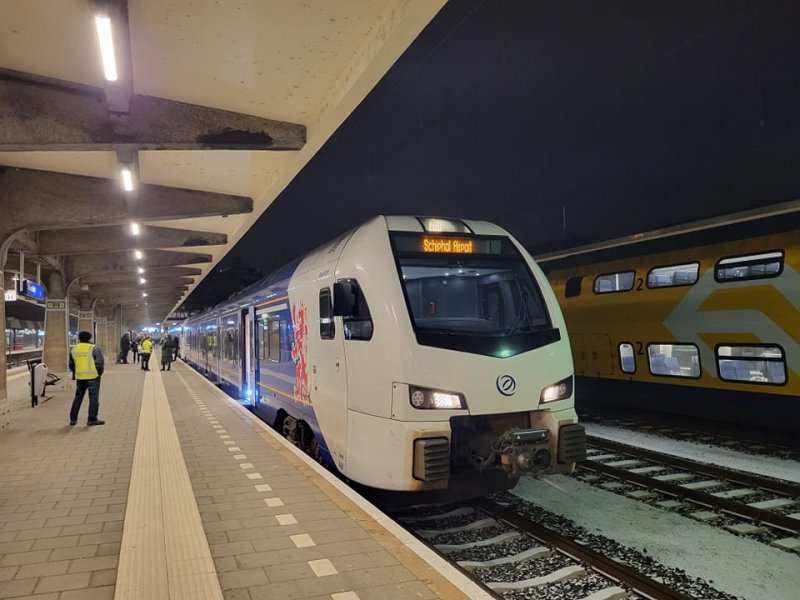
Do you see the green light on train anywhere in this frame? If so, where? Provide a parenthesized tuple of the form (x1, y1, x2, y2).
(497, 348, 513, 358)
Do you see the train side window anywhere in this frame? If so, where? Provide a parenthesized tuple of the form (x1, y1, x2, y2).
(339, 279, 374, 341)
(647, 343, 701, 378)
(319, 288, 335, 340)
(565, 276, 582, 298)
(716, 344, 786, 385)
(619, 343, 636, 373)
(715, 251, 784, 282)
(267, 315, 281, 361)
(594, 271, 635, 294)
(647, 263, 699, 288)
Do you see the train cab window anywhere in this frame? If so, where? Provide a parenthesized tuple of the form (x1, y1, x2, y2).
(319, 288, 335, 340)
(338, 279, 374, 341)
(647, 263, 699, 288)
(619, 343, 636, 374)
(565, 276, 582, 298)
(594, 271, 635, 294)
(716, 344, 786, 385)
(715, 251, 784, 282)
(647, 343, 701, 378)
(265, 315, 280, 362)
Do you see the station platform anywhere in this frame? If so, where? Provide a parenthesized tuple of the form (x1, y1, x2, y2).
(0, 361, 488, 600)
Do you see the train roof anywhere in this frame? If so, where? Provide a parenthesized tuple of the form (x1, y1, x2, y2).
(539, 212, 800, 271)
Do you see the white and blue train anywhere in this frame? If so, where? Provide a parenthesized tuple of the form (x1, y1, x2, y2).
(180, 216, 585, 494)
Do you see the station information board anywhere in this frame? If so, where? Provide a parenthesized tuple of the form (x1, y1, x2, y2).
(18, 280, 45, 302)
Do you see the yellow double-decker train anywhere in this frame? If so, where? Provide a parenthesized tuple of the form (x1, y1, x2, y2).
(545, 230, 799, 433)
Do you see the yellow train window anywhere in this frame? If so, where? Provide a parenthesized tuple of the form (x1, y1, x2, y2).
(594, 271, 635, 294)
(647, 264, 698, 288)
(716, 345, 786, 385)
(619, 343, 635, 373)
(715, 251, 783, 282)
(647, 343, 701, 378)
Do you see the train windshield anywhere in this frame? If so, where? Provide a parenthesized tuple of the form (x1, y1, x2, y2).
(390, 233, 558, 358)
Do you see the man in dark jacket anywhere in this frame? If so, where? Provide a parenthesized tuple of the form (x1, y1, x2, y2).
(69, 331, 105, 426)
(119, 332, 131, 364)
(161, 336, 175, 371)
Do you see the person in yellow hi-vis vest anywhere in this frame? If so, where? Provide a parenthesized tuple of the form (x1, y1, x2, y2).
(140, 336, 153, 371)
(68, 331, 105, 426)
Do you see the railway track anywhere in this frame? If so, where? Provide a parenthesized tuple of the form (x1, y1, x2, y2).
(579, 436, 800, 552)
(395, 500, 714, 600)
(580, 412, 799, 460)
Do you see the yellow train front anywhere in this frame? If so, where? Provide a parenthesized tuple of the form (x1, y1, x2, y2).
(545, 231, 799, 433)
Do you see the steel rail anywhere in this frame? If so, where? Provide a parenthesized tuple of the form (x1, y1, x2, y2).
(475, 499, 694, 600)
(587, 436, 800, 497)
(579, 460, 800, 534)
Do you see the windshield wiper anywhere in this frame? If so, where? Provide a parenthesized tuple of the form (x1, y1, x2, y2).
(504, 279, 539, 336)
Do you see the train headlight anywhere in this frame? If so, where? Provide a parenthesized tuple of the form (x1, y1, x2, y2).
(540, 376, 573, 403)
(409, 386, 466, 410)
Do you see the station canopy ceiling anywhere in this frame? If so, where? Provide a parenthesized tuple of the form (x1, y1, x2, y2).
(0, 0, 447, 326)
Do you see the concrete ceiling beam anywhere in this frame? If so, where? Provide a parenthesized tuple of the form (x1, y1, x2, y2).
(37, 225, 226, 256)
(79, 267, 201, 285)
(63, 250, 212, 275)
(0, 167, 252, 232)
(0, 69, 306, 151)
(100, 293, 186, 306)
(91, 279, 193, 295)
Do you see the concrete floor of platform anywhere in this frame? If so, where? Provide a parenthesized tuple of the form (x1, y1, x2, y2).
(0, 359, 483, 600)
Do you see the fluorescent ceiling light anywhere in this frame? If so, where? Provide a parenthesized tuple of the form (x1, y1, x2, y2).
(137, 267, 145, 274)
(94, 16, 118, 81)
(139, 277, 146, 285)
(130, 222, 140, 235)
(142, 292, 148, 298)
(134, 250, 143, 260)
(121, 167, 134, 191)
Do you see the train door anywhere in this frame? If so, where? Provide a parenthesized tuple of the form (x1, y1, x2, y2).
(570, 333, 586, 376)
(311, 281, 349, 471)
(590, 333, 613, 376)
(242, 306, 257, 405)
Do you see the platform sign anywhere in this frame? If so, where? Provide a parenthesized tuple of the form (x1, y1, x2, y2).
(4, 289, 16, 302)
(18, 280, 45, 302)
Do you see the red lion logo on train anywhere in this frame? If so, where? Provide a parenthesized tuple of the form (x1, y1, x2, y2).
(291, 302, 311, 404)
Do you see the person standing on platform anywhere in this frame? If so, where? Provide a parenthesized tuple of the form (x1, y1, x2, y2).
(161, 336, 175, 371)
(173, 335, 181, 361)
(131, 335, 139, 364)
(140, 336, 153, 371)
(118, 332, 130, 364)
(69, 331, 105, 426)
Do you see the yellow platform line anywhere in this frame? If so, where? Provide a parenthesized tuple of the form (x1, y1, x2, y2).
(115, 368, 223, 600)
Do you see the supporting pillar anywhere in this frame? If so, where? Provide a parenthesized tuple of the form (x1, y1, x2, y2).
(78, 290, 93, 338)
(95, 305, 109, 358)
(0, 272, 9, 431)
(43, 271, 69, 374)
(112, 305, 123, 358)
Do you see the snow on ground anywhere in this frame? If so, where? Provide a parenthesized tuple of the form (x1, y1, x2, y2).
(513, 475, 800, 600)
(585, 422, 800, 483)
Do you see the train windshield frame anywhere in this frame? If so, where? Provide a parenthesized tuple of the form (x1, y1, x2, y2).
(389, 233, 559, 358)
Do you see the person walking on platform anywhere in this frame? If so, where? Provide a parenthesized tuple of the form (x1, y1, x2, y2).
(69, 331, 105, 426)
(140, 336, 153, 371)
(118, 332, 130, 364)
(131, 335, 139, 364)
(161, 335, 175, 371)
